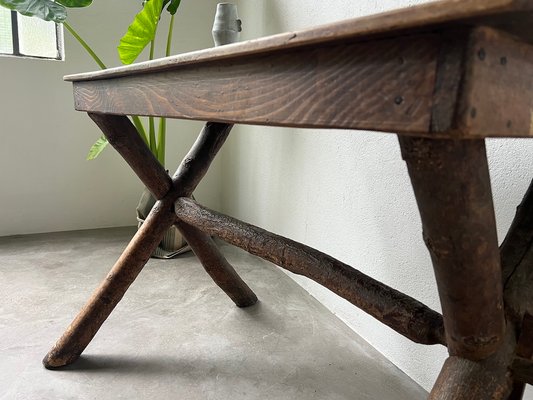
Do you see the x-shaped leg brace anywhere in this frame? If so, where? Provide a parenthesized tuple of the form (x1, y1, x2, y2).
(43, 114, 257, 368)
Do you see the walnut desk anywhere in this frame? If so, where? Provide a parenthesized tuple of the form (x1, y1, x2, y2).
(43, 1, 533, 398)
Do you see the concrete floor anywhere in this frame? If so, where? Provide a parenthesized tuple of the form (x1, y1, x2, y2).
(0, 227, 427, 400)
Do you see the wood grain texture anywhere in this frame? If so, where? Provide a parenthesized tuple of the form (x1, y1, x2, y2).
(72, 34, 439, 135)
(399, 137, 504, 360)
(64, 0, 533, 83)
(43, 198, 177, 368)
(171, 122, 232, 197)
(174, 197, 446, 346)
(429, 341, 515, 400)
(456, 27, 533, 138)
(168, 121, 258, 308)
(430, 30, 469, 133)
(88, 113, 172, 200)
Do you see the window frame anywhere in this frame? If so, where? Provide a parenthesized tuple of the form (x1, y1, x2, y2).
(1, 10, 64, 61)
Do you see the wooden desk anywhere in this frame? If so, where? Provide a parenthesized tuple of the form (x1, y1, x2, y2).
(44, 1, 533, 398)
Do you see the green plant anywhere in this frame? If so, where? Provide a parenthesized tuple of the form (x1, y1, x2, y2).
(0, 0, 182, 166)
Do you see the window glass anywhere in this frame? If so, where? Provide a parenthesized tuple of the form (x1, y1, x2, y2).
(0, 10, 63, 60)
(0, 8, 13, 54)
(18, 14, 59, 59)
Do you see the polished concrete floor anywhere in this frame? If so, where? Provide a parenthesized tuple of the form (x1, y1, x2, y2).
(0, 227, 427, 400)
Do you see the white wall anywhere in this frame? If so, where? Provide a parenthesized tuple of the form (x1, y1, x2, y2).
(223, 0, 533, 396)
(0, 0, 222, 236)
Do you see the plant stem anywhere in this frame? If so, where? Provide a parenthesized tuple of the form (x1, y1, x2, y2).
(149, 39, 155, 60)
(147, 39, 157, 157)
(157, 118, 166, 166)
(166, 14, 175, 57)
(63, 22, 107, 70)
(149, 117, 156, 154)
(132, 116, 149, 145)
(156, 14, 175, 166)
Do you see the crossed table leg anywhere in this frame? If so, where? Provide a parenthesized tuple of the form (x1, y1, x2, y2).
(43, 114, 533, 399)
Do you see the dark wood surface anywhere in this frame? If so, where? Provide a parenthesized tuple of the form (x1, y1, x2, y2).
(456, 27, 533, 138)
(43, 198, 177, 368)
(399, 137, 504, 360)
(64, 0, 533, 83)
(67, 23, 533, 139)
(71, 34, 439, 135)
(174, 197, 446, 346)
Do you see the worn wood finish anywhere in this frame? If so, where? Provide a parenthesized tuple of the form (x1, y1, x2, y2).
(174, 197, 446, 346)
(43, 199, 176, 368)
(176, 221, 257, 307)
(399, 137, 504, 360)
(455, 27, 533, 138)
(171, 122, 233, 197)
(170, 121, 258, 307)
(64, 0, 533, 84)
(71, 25, 533, 139)
(44, 120, 257, 368)
(429, 30, 469, 134)
(72, 34, 439, 135)
(429, 349, 514, 400)
(88, 113, 172, 200)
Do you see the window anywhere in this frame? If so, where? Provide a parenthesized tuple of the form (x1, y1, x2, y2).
(0, 8, 63, 60)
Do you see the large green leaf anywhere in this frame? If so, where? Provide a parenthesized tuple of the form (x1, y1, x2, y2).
(86, 135, 109, 160)
(163, 0, 180, 15)
(0, 0, 67, 22)
(56, 0, 92, 8)
(117, 0, 163, 65)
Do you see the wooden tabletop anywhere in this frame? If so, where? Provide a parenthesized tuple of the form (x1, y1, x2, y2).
(65, 0, 533, 139)
(65, 0, 532, 82)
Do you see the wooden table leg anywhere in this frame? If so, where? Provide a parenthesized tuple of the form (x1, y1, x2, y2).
(429, 351, 513, 400)
(88, 113, 172, 200)
(171, 121, 258, 307)
(43, 116, 258, 368)
(176, 221, 257, 307)
(91, 114, 257, 307)
(174, 197, 446, 345)
(43, 199, 176, 368)
(399, 137, 505, 361)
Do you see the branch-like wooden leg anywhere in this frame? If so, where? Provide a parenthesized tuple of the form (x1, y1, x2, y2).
(43, 200, 176, 369)
(88, 113, 172, 200)
(171, 122, 233, 197)
(399, 137, 505, 360)
(429, 355, 513, 400)
(174, 197, 445, 345)
(89, 115, 257, 308)
(171, 122, 258, 307)
(176, 221, 257, 307)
